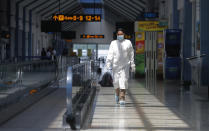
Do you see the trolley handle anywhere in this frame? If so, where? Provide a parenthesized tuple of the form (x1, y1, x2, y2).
(186, 54, 206, 60)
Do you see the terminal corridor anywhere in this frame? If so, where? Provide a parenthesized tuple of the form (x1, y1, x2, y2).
(1, 0, 209, 130)
(0, 80, 209, 131)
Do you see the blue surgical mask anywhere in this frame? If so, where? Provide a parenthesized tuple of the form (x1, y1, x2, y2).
(117, 35, 124, 41)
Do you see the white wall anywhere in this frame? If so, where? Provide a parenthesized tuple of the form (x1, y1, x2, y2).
(72, 19, 115, 44)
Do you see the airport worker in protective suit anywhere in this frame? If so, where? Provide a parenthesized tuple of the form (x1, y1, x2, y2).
(106, 28, 135, 105)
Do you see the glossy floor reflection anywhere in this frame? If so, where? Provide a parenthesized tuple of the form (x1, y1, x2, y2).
(0, 79, 208, 131)
(154, 80, 209, 131)
(89, 80, 195, 131)
(0, 88, 66, 131)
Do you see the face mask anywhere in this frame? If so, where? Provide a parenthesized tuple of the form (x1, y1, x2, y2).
(117, 35, 124, 41)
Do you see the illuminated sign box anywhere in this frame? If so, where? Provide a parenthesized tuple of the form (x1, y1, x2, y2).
(52, 14, 101, 22)
(137, 21, 168, 31)
(81, 34, 104, 39)
(143, 12, 158, 18)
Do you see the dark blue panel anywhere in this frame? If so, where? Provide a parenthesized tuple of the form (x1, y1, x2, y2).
(183, 0, 192, 81)
(143, 12, 158, 18)
(165, 57, 181, 79)
(165, 29, 181, 57)
(165, 29, 181, 45)
(200, 0, 209, 85)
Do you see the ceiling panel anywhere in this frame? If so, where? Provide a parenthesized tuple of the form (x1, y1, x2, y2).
(103, 0, 147, 21)
(104, 0, 136, 21)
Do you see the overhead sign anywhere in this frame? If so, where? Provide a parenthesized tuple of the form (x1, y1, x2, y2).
(52, 14, 101, 22)
(41, 21, 61, 32)
(65, 39, 72, 42)
(137, 21, 168, 31)
(80, 34, 104, 39)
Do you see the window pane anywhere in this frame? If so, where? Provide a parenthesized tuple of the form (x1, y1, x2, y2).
(84, 8, 102, 14)
(80, 0, 101, 3)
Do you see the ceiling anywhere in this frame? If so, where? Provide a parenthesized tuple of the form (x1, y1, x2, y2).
(16, 0, 148, 30)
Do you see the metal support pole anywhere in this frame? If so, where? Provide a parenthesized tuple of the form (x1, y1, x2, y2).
(66, 67, 72, 115)
(150, 32, 153, 91)
(145, 32, 148, 89)
(96, 43, 98, 60)
(145, 31, 157, 93)
(153, 32, 157, 93)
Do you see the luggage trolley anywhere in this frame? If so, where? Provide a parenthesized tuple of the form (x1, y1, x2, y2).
(186, 54, 206, 96)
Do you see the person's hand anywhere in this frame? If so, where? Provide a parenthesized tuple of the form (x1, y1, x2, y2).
(105, 66, 112, 73)
(107, 68, 112, 73)
(131, 66, 136, 73)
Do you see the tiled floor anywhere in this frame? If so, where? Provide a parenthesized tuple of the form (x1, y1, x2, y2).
(0, 79, 209, 131)
(89, 80, 194, 131)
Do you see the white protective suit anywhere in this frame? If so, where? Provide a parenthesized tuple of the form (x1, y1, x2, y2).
(106, 39, 135, 89)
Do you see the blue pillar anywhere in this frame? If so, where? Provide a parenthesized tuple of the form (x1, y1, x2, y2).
(15, 3, 19, 58)
(173, 0, 179, 29)
(7, 0, 11, 60)
(22, 0, 37, 61)
(15, 0, 26, 60)
(28, 0, 49, 59)
(22, 7, 26, 60)
(183, 0, 192, 82)
(28, 11, 32, 58)
(200, 0, 209, 85)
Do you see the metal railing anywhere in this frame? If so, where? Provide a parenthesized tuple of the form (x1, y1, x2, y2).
(63, 60, 99, 130)
(65, 61, 93, 114)
(0, 56, 79, 108)
(0, 60, 57, 107)
(186, 54, 206, 89)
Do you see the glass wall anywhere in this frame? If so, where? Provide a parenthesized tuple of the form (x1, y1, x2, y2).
(98, 44, 109, 58)
(73, 43, 109, 58)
